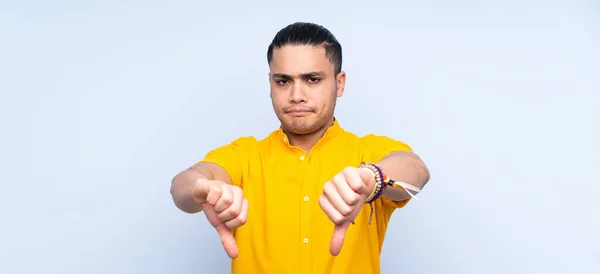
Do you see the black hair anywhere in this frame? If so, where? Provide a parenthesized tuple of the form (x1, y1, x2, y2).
(267, 22, 342, 74)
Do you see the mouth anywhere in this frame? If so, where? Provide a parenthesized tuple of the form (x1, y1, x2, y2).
(285, 108, 313, 117)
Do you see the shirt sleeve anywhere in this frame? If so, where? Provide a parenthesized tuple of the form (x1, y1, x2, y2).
(360, 134, 414, 211)
(196, 136, 256, 187)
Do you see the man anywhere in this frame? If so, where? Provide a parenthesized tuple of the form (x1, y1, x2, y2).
(170, 22, 430, 274)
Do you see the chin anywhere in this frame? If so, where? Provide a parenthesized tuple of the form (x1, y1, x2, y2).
(288, 128, 314, 135)
(282, 120, 321, 135)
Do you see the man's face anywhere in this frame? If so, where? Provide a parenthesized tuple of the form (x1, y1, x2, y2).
(269, 45, 345, 135)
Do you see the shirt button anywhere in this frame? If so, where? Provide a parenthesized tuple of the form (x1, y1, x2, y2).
(300, 156, 305, 160)
(303, 238, 309, 244)
(304, 196, 309, 202)
(283, 137, 287, 142)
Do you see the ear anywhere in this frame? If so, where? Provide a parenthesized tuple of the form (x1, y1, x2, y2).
(268, 72, 273, 98)
(335, 71, 346, 97)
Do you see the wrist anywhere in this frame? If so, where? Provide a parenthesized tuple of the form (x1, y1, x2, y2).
(360, 167, 376, 198)
(359, 163, 387, 204)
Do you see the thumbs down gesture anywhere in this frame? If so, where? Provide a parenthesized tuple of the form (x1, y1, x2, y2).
(318, 167, 376, 256)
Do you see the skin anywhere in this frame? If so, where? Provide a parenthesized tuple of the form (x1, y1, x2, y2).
(268, 45, 345, 153)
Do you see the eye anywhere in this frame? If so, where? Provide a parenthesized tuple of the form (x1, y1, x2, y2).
(276, 79, 289, 85)
(307, 77, 320, 83)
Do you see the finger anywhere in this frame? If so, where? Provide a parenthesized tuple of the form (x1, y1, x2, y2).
(202, 203, 223, 228)
(343, 167, 368, 195)
(225, 198, 249, 229)
(193, 179, 221, 205)
(205, 183, 223, 206)
(324, 180, 354, 217)
(218, 187, 244, 222)
(318, 194, 346, 224)
(348, 199, 363, 223)
(330, 222, 351, 256)
(215, 223, 239, 259)
(333, 173, 361, 206)
(214, 185, 233, 213)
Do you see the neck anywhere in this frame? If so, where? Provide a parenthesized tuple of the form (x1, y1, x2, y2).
(284, 117, 334, 153)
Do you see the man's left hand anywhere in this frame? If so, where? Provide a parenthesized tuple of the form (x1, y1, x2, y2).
(318, 166, 376, 256)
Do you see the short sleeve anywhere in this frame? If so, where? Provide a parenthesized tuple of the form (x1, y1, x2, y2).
(361, 134, 414, 210)
(361, 134, 413, 162)
(196, 136, 257, 187)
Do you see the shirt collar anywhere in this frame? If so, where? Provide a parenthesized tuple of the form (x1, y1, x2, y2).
(275, 117, 345, 146)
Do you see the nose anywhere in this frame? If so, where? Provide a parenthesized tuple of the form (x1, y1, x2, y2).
(290, 82, 307, 104)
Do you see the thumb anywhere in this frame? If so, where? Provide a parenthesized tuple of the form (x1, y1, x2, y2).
(329, 222, 351, 256)
(203, 204, 239, 258)
(215, 223, 239, 259)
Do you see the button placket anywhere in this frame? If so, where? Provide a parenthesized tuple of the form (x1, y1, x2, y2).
(299, 152, 313, 273)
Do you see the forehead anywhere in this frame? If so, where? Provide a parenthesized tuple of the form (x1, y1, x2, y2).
(269, 45, 334, 74)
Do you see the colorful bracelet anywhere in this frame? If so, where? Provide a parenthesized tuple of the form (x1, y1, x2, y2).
(361, 162, 422, 199)
(360, 162, 385, 204)
(359, 162, 387, 224)
(359, 162, 422, 224)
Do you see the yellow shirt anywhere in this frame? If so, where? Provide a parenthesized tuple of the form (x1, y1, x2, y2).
(199, 119, 413, 274)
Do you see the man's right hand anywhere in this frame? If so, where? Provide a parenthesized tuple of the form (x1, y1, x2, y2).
(192, 178, 249, 259)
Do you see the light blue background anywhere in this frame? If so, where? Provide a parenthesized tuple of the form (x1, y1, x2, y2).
(1, 1, 599, 273)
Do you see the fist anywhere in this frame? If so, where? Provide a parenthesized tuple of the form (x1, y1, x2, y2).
(193, 179, 249, 259)
(318, 167, 376, 256)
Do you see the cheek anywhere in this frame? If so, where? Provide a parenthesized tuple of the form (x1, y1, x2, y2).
(270, 94, 285, 109)
(322, 89, 337, 106)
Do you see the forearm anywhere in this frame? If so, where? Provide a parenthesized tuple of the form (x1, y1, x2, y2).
(377, 152, 430, 201)
(170, 166, 213, 214)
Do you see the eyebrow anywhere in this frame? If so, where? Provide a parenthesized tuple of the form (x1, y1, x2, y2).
(272, 71, 326, 79)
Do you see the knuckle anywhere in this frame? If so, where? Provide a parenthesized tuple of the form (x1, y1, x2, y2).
(318, 196, 326, 208)
(340, 206, 353, 216)
(333, 174, 345, 182)
(322, 182, 334, 193)
(233, 185, 243, 194)
(228, 207, 241, 217)
(222, 196, 233, 206)
(225, 211, 235, 220)
(347, 182, 360, 192)
(332, 215, 344, 224)
(211, 185, 222, 194)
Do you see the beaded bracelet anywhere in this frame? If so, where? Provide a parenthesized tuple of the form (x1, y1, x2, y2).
(359, 162, 422, 224)
(359, 162, 386, 224)
(360, 162, 386, 203)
